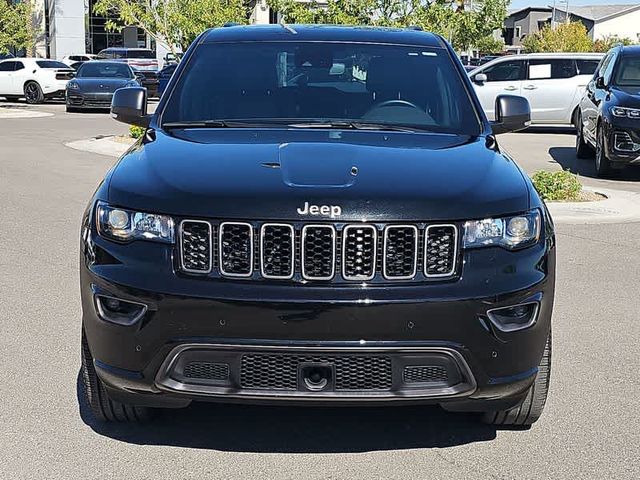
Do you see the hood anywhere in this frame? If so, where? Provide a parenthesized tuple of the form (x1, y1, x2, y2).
(107, 129, 530, 221)
(611, 86, 640, 108)
(76, 78, 133, 93)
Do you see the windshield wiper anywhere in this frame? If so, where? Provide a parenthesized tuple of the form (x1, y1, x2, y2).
(287, 121, 423, 133)
(162, 120, 231, 129)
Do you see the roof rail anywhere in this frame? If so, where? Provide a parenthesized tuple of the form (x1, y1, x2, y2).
(406, 25, 423, 31)
(223, 22, 241, 27)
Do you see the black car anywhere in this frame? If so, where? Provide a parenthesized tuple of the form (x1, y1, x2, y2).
(80, 25, 555, 427)
(157, 63, 177, 97)
(96, 48, 159, 97)
(66, 61, 141, 111)
(577, 45, 640, 176)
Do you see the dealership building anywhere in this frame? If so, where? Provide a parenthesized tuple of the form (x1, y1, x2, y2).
(25, 0, 276, 64)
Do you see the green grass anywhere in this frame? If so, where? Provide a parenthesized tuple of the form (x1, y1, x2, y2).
(531, 170, 582, 201)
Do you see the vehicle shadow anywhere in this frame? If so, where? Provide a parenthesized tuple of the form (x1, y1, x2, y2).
(549, 146, 640, 182)
(76, 373, 499, 452)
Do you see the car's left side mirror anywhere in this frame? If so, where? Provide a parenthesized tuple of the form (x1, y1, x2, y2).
(473, 73, 487, 85)
(595, 76, 607, 89)
(111, 87, 150, 128)
(491, 95, 531, 135)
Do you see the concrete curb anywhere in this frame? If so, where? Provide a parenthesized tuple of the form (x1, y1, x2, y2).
(547, 187, 640, 224)
(0, 106, 53, 119)
(65, 135, 134, 158)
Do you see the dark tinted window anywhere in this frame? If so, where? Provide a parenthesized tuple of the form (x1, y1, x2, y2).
(614, 54, 640, 86)
(482, 60, 526, 82)
(528, 59, 576, 79)
(576, 59, 600, 75)
(77, 62, 133, 78)
(14, 61, 24, 71)
(162, 42, 480, 135)
(36, 60, 69, 69)
(127, 50, 155, 59)
(0, 61, 15, 72)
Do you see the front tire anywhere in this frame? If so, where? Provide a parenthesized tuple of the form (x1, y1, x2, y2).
(595, 125, 612, 177)
(482, 329, 551, 427)
(81, 331, 154, 422)
(24, 81, 44, 104)
(575, 112, 593, 159)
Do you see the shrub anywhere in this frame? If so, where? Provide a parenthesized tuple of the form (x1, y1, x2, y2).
(531, 170, 582, 201)
(523, 22, 593, 53)
(129, 125, 145, 139)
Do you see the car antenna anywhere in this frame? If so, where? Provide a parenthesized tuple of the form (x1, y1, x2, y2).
(279, 21, 297, 35)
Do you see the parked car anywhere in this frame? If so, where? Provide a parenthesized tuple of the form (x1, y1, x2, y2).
(96, 47, 159, 97)
(157, 62, 177, 96)
(61, 54, 97, 66)
(0, 58, 74, 103)
(576, 45, 640, 176)
(80, 25, 555, 427)
(469, 53, 603, 125)
(65, 61, 141, 112)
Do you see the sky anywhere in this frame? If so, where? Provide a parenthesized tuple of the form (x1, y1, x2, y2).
(509, 0, 640, 8)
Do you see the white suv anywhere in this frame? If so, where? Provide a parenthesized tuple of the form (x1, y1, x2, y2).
(0, 58, 74, 104)
(469, 53, 603, 125)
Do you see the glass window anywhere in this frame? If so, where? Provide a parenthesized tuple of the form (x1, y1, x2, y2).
(77, 62, 133, 78)
(162, 42, 481, 135)
(127, 49, 155, 59)
(36, 60, 69, 69)
(14, 61, 24, 71)
(528, 59, 576, 79)
(613, 55, 640, 86)
(576, 59, 600, 76)
(0, 61, 15, 72)
(482, 60, 526, 82)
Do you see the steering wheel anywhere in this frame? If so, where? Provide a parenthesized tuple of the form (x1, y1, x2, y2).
(365, 99, 422, 115)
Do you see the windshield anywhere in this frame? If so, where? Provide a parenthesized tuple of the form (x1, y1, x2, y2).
(126, 50, 155, 59)
(77, 62, 133, 79)
(36, 60, 69, 69)
(161, 42, 480, 134)
(614, 55, 640, 86)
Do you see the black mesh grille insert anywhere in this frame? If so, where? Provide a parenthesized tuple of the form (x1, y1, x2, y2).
(180, 221, 212, 273)
(425, 225, 457, 276)
(240, 353, 392, 391)
(220, 223, 253, 276)
(403, 365, 449, 384)
(342, 225, 377, 280)
(184, 362, 230, 380)
(384, 226, 418, 279)
(261, 224, 294, 278)
(302, 226, 335, 280)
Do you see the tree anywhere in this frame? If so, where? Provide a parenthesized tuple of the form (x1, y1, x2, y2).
(475, 35, 504, 54)
(594, 34, 636, 53)
(0, 0, 33, 55)
(92, 0, 249, 56)
(267, 0, 509, 52)
(523, 22, 593, 53)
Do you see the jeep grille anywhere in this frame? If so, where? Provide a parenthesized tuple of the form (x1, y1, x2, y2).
(178, 220, 459, 283)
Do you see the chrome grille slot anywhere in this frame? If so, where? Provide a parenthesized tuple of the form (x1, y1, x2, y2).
(342, 225, 377, 280)
(179, 220, 212, 273)
(261, 223, 295, 279)
(219, 222, 253, 277)
(301, 225, 336, 280)
(383, 225, 418, 279)
(425, 224, 458, 277)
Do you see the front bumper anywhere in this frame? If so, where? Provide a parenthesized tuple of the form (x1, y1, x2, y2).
(66, 91, 113, 109)
(81, 218, 555, 410)
(605, 119, 640, 165)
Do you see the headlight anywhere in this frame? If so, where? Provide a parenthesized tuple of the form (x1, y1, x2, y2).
(611, 106, 640, 118)
(463, 209, 541, 250)
(96, 201, 174, 243)
(67, 81, 80, 90)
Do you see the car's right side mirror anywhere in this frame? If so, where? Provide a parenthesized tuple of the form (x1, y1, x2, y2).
(595, 76, 607, 89)
(491, 95, 531, 135)
(473, 73, 487, 85)
(111, 87, 150, 128)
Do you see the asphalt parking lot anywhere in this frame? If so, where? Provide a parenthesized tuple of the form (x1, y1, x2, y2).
(1, 102, 638, 479)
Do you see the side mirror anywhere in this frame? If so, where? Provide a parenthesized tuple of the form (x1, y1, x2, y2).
(491, 94, 530, 135)
(111, 87, 150, 128)
(473, 73, 487, 85)
(595, 76, 607, 89)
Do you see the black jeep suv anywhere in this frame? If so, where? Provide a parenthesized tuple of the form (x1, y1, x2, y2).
(80, 25, 555, 426)
(576, 45, 640, 176)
